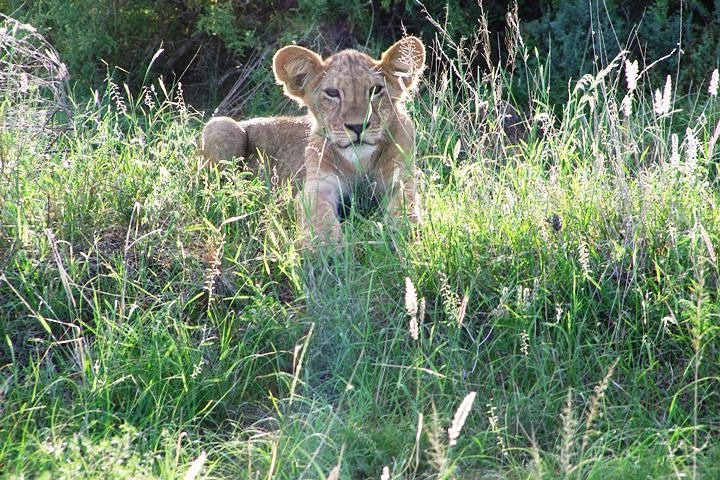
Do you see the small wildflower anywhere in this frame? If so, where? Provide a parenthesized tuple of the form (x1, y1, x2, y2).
(175, 81, 187, 114)
(143, 87, 156, 110)
(709, 68, 719, 97)
(624, 59, 639, 91)
(190, 358, 205, 379)
(520, 331, 530, 357)
(486, 398, 508, 456)
(109, 81, 127, 115)
(380, 466, 390, 480)
(448, 391, 477, 447)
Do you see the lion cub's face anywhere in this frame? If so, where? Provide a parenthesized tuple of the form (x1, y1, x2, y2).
(273, 37, 425, 150)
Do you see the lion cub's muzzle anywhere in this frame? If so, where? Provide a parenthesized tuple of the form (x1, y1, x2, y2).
(345, 123, 365, 137)
(337, 122, 382, 148)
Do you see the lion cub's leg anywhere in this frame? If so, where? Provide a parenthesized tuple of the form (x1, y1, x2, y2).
(200, 116, 248, 168)
(296, 173, 344, 248)
(378, 156, 421, 224)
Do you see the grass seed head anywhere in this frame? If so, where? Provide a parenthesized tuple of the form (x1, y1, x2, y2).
(654, 75, 672, 115)
(405, 276, 418, 316)
(582, 358, 619, 452)
(709, 68, 718, 97)
(624, 59, 639, 91)
(448, 391, 477, 447)
(621, 93, 633, 117)
(578, 240, 591, 278)
(671, 133, 680, 166)
(184, 451, 207, 480)
(559, 388, 577, 474)
(409, 316, 419, 341)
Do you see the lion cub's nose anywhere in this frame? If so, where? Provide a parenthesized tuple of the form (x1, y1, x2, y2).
(345, 124, 366, 137)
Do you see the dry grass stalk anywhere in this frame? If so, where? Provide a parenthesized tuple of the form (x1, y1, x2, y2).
(184, 451, 207, 480)
(582, 358, 619, 452)
(559, 388, 576, 475)
(684, 127, 698, 170)
(698, 222, 716, 265)
(405, 277, 421, 340)
(426, 402, 448, 474)
(0, 14, 70, 132)
(456, 294, 469, 327)
(577, 240, 591, 278)
(202, 237, 225, 301)
(707, 117, 720, 161)
(326, 465, 340, 480)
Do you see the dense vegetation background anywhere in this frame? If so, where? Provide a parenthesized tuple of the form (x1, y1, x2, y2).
(1, 1, 720, 479)
(2, 0, 719, 109)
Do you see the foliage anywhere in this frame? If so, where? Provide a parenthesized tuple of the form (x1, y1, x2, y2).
(1, 0, 718, 112)
(523, 0, 720, 103)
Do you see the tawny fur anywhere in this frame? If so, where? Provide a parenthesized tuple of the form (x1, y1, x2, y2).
(201, 37, 425, 246)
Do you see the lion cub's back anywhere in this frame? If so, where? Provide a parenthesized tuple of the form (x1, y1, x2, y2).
(241, 115, 312, 183)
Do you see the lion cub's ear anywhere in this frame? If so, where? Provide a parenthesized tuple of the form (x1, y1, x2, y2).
(380, 36, 426, 94)
(273, 45, 324, 106)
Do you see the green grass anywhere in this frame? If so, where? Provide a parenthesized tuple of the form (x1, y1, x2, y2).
(2, 22, 720, 480)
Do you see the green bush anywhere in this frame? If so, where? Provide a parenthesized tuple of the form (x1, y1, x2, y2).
(523, 0, 720, 102)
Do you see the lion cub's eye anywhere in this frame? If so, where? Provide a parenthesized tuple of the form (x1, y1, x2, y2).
(324, 88, 340, 98)
(370, 85, 384, 98)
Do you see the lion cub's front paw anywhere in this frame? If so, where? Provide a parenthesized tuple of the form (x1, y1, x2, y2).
(298, 218, 344, 254)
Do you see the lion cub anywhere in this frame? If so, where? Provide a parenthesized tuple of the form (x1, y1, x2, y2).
(201, 37, 425, 247)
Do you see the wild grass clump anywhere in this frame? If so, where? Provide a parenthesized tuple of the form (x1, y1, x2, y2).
(2, 6, 720, 480)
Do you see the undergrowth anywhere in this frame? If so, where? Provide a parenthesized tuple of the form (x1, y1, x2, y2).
(1, 9, 720, 480)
